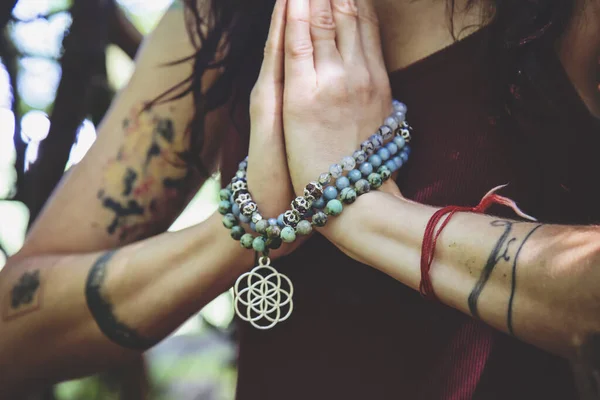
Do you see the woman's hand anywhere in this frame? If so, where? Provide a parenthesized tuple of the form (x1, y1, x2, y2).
(245, 0, 310, 258)
(282, 0, 393, 192)
(246, 0, 295, 217)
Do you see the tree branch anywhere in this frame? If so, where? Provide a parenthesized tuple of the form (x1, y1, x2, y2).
(0, 24, 25, 203)
(25, 0, 111, 225)
(108, 1, 142, 60)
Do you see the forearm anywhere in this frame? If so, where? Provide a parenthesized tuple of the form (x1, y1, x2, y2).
(320, 191, 600, 358)
(0, 211, 252, 393)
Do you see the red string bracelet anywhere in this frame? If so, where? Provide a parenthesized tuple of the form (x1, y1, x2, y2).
(419, 184, 537, 300)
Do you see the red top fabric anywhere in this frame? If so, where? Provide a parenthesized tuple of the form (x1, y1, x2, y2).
(226, 24, 599, 399)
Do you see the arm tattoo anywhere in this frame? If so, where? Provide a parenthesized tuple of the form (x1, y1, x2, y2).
(468, 220, 517, 319)
(467, 220, 543, 335)
(507, 224, 543, 336)
(97, 106, 193, 242)
(2, 270, 42, 321)
(85, 250, 158, 350)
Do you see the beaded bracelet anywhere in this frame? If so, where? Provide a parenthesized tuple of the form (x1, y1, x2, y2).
(220, 125, 411, 248)
(221, 100, 413, 329)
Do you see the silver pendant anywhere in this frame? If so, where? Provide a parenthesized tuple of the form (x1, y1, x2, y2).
(233, 257, 294, 330)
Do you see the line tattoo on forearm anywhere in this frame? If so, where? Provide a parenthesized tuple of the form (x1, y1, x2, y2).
(468, 220, 517, 320)
(85, 251, 158, 350)
(507, 224, 543, 336)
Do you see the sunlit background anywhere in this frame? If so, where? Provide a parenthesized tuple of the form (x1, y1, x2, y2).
(0, 0, 236, 398)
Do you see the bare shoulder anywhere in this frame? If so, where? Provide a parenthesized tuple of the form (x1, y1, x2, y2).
(19, 0, 232, 257)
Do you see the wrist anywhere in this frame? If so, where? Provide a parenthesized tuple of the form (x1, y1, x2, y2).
(316, 190, 426, 274)
(208, 209, 290, 269)
(206, 211, 255, 274)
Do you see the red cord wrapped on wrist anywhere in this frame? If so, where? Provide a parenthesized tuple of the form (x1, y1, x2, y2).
(419, 185, 537, 301)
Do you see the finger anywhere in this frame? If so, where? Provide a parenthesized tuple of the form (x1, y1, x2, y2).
(258, 0, 288, 85)
(310, 0, 343, 73)
(286, 0, 317, 86)
(331, 0, 362, 63)
(356, 0, 386, 74)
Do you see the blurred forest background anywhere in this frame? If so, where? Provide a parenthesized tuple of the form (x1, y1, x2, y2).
(0, 0, 236, 399)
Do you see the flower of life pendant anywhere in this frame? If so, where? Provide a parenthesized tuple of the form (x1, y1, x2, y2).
(233, 257, 294, 330)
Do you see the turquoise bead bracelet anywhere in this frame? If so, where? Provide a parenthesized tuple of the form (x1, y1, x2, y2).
(220, 102, 412, 249)
(226, 100, 413, 330)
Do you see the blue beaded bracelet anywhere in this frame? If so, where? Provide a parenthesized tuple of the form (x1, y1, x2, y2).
(220, 118, 412, 248)
(223, 100, 413, 330)
(221, 134, 410, 243)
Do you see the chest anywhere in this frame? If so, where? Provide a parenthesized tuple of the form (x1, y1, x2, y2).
(394, 77, 600, 225)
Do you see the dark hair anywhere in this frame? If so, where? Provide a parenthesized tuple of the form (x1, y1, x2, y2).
(160, 0, 576, 176)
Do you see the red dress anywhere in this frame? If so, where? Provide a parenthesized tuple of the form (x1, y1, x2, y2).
(225, 25, 599, 399)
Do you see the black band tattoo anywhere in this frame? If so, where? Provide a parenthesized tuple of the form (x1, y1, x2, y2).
(85, 251, 158, 350)
(507, 224, 543, 336)
(468, 220, 517, 319)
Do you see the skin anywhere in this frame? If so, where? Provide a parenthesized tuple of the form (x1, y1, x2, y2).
(0, 1, 292, 395)
(277, 0, 600, 359)
(0, 0, 598, 395)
